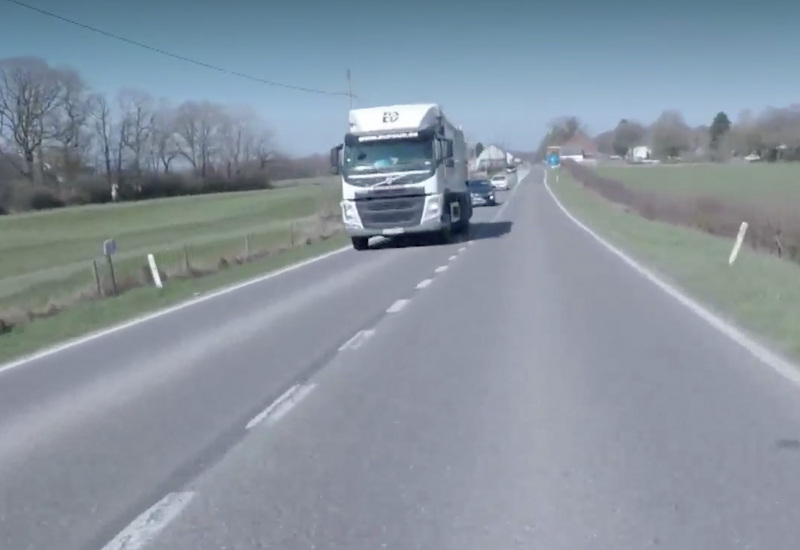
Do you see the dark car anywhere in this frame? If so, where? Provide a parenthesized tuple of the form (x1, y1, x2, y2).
(468, 179, 497, 206)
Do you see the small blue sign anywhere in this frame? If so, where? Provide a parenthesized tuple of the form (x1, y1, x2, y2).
(546, 153, 560, 167)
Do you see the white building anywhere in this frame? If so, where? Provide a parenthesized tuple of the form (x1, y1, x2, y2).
(476, 145, 506, 172)
(629, 145, 652, 161)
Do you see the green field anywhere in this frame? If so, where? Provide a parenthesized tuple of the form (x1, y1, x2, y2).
(0, 175, 346, 362)
(595, 163, 800, 204)
(549, 167, 800, 362)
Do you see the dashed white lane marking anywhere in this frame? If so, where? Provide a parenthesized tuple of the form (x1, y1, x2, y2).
(448, 255, 457, 261)
(458, 247, 467, 253)
(434, 266, 448, 274)
(267, 383, 315, 424)
(246, 384, 299, 429)
(543, 167, 800, 386)
(338, 329, 376, 351)
(99, 491, 194, 550)
(416, 279, 433, 289)
(386, 299, 409, 313)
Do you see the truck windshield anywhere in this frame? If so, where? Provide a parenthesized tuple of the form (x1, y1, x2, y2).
(343, 139, 433, 175)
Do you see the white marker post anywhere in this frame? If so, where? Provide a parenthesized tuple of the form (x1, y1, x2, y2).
(729, 222, 748, 265)
(147, 253, 164, 288)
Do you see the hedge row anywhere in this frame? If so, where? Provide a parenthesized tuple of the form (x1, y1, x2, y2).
(0, 173, 274, 214)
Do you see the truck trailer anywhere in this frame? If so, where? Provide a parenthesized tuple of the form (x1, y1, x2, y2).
(329, 103, 472, 251)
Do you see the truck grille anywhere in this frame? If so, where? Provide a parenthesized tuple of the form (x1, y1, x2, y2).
(355, 195, 426, 229)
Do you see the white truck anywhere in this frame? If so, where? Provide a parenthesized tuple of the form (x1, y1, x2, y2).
(329, 103, 472, 251)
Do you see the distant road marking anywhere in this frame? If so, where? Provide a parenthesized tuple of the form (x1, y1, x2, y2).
(434, 266, 448, 274)
(543, 167, 800, 386)
(493, 179, 524, 221)
(99, 491, 194, 550)
(448, 255, 457, 261)
(338, 329, 375, 351)
(458, 247, 467, 253)
(416, 279, 433, 289)
(386, 299, 409, 313)
(1, 246, 352, 375)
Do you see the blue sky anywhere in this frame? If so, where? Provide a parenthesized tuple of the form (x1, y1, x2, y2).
(1, 0, 798, 155)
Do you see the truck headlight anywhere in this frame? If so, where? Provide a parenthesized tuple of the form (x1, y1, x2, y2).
(340, 200, 362, 228)
(422, 194, 442, 222)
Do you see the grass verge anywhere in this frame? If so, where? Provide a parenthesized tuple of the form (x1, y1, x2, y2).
(595, 163, 800, 204)
(0, 234, 349, 365)
(549, 168, 800, 362)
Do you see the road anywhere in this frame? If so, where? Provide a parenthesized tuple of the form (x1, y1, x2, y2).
(2, 167, 800, 549)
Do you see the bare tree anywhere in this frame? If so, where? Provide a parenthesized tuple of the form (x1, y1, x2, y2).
(117, 88, 154, 175)
(174, 100, 227, 177)
(52, 68, 93, 184)
(611, 119, 646, 157)
(219, 106, 276, 178)
(650, 110, 693, 159)
(89, 93, 114, 184)
(536, 115, 584, 159)
(219, 105, 255, 179)
(252, 126, 275, 169)
(149, 99, 179, 173)
(0, 57, 63, 182)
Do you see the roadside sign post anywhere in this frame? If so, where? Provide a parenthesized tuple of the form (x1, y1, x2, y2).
(103, 239, 118, 296)
(546, 146, 561, 169)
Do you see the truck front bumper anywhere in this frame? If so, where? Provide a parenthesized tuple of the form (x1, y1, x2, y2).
(345, 217, 445, 238)
(342, 193, 447, 238)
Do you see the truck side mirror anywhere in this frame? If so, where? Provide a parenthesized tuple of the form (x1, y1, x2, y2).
(329, 144, 342, 175)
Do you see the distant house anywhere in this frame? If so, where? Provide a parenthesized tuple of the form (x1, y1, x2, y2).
(559, 132, 598, 163)
(476, 144, 507, 172)
(628, 145, 652, 161)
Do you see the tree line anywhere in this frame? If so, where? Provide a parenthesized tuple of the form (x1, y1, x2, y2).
(0, 56, 325, 213)
(537, 105, 800, 162)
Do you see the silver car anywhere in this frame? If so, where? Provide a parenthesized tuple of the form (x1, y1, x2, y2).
(490, 174, 510, 190)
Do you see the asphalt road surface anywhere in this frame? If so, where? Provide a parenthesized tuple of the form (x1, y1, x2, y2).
(3, 167, 800, 550)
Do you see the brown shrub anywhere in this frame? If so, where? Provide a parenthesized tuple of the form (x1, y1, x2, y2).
(562, 160, 800, 264)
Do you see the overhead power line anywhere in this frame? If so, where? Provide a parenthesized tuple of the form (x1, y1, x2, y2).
(3, 0, 355, 97)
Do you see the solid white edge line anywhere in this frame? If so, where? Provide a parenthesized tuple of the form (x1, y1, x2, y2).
(386, 299, 409, 313)
(99, 491, 194, 550)
(0, 245, 352, 375)
(246, 384, 301, 429)
(416, 279, 433, 289)
(543, 166, 800, 386)
(434, 266, 448, 274)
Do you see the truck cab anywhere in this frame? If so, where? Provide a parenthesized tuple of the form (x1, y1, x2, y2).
(330, 104, 472, 251)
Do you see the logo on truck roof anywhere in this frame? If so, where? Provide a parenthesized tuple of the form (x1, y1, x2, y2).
(382, 111, 399, 123)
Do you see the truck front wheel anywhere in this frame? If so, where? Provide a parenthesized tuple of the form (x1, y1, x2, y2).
(351, 236, 369, 251)
(453, 195, 471, 234)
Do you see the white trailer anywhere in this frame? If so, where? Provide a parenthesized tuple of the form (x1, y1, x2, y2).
(329, 103, 472, 251)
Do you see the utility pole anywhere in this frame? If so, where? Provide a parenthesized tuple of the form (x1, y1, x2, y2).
(346, 69, 353, 110)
